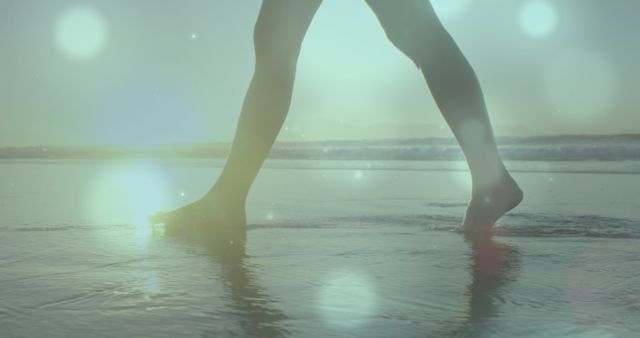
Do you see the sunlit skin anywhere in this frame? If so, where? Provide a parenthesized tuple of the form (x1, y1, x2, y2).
(150, 0, 523, 253)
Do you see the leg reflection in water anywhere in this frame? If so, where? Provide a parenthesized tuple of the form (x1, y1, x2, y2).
(208, 254, 290, 338)
(434, 235, 521, 337)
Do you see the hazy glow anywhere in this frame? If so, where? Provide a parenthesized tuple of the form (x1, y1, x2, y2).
(353, 170, 364, 180)
(145, 275, 160, 296)
(133, 269, 161, 300)
(543, 48, 617, 124)
(453, 162, 472, 193)
(55, 6, 107, 61)
(94, 83, 205, 148)
(519, 1, 558, 38)
(2, 1, 638, 146)
(431, 0, 471, 20)
(86, 161, 171, 248)
(316, 271, 376, 328)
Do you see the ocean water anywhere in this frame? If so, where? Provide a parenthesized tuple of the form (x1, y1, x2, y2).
(1, 159, 639, 337)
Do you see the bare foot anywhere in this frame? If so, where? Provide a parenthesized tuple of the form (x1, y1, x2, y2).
(463, 173, 523, 234)
(149, 189, 246, 256)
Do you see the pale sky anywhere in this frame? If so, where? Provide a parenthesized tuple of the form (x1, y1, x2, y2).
(1, 0, 639, 147)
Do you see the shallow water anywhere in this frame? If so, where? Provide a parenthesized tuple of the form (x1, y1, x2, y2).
(1, 159, 639, 337)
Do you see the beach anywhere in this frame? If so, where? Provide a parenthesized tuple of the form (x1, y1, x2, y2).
(1, 159, 639, 337)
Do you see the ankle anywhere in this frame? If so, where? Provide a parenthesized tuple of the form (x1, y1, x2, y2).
(206, 182, 248, 205)
(471, 169, 513, 195)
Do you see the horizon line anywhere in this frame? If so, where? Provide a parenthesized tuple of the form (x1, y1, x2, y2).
(2, 132, 640, 149)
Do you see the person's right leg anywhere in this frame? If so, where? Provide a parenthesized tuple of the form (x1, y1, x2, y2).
(150, 0, 322, 252)
(365, 0, 522, 232)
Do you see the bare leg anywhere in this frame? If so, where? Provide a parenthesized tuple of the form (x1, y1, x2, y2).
(150, 0, 322, 252)
(366, 0, 522, 231)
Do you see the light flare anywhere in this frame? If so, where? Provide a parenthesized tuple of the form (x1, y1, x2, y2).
(55, 6, 108, 61)
(316, 270, 377, 328)
(519, 1, 558, 38)
(354, 170, 364, 180)
(85, 160, 172, 249)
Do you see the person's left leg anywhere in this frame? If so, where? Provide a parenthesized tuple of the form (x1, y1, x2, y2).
(365, 0, 522, 231)
(150, 0, 323, 255)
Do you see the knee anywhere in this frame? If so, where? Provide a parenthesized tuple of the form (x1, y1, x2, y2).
(253, 23, 301, 70)
(384, 22, 450, 66)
